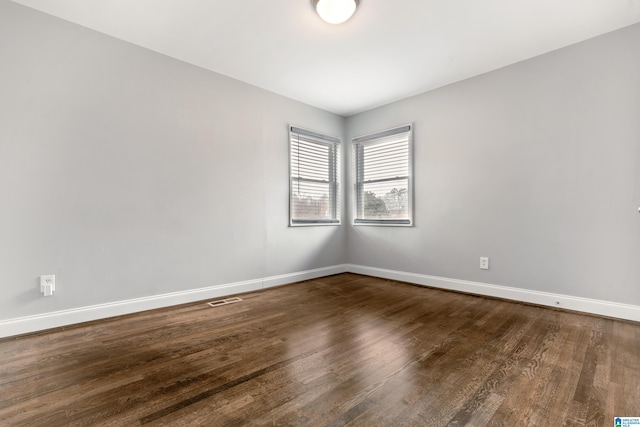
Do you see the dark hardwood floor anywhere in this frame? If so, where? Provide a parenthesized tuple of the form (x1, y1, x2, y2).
(1, 273, 639, 426)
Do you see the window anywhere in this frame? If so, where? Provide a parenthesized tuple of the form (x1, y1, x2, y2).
(289, 126, 340, 226)
(353, 124, 413, 226)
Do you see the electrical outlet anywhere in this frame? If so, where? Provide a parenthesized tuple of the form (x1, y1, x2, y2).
(40, 275, 55, 295)
(480, 257, 489, 270)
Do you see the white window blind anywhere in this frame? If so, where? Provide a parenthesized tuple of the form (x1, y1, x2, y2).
(290, 126, 340, 225)
(353, 124, 413, 226)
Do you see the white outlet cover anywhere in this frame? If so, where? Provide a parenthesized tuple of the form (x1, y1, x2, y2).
(43, 284, 54, 296)
(40, 275, 55, 293)
(480, 257, 490, 270)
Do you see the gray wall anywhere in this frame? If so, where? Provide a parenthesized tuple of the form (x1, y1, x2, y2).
(0, 1, 345, 320)
(2, 1, 639, 324)
(346, 23, 640, 305)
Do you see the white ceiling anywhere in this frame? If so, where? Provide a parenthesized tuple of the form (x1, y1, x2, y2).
(10, 0, 640, 116)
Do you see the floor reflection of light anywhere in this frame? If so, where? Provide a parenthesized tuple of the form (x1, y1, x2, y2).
(349, 314, 417, 405)
(278, 296, 425, 416)
(284, 319, 332, 386)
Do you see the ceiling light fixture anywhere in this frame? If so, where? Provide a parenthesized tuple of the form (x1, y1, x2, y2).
(313, 0, 360, 25)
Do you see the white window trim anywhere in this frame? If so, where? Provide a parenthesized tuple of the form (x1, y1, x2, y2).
(289, 125, 341, 226)
(352, 124, 413, 227)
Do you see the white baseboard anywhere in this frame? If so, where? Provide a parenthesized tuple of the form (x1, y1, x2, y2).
(0, 264, 348, 339)
(3, 263, 637, 339)
(262, 264, 347, 289)
(345, 264, 640, 322)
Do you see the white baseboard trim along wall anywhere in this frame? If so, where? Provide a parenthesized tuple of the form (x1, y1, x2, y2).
(0, 265, 348, 339)
(2, 263, 639, 339)
(346, 264, 640, 323)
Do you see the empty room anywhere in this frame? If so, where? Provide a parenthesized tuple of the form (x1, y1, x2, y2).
(1, 0, 640, 425)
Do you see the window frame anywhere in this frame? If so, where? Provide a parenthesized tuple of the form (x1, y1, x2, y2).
(289, 125, 341, 227)
(352, 124, 413, 227)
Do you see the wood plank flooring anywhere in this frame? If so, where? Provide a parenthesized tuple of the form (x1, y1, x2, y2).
(1, 273, 639, 426)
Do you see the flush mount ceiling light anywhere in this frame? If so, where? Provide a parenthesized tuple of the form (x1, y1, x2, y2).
(313, 0, 360, 25)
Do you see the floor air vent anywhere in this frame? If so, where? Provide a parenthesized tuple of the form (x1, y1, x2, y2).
(207, 297, 243, 308)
